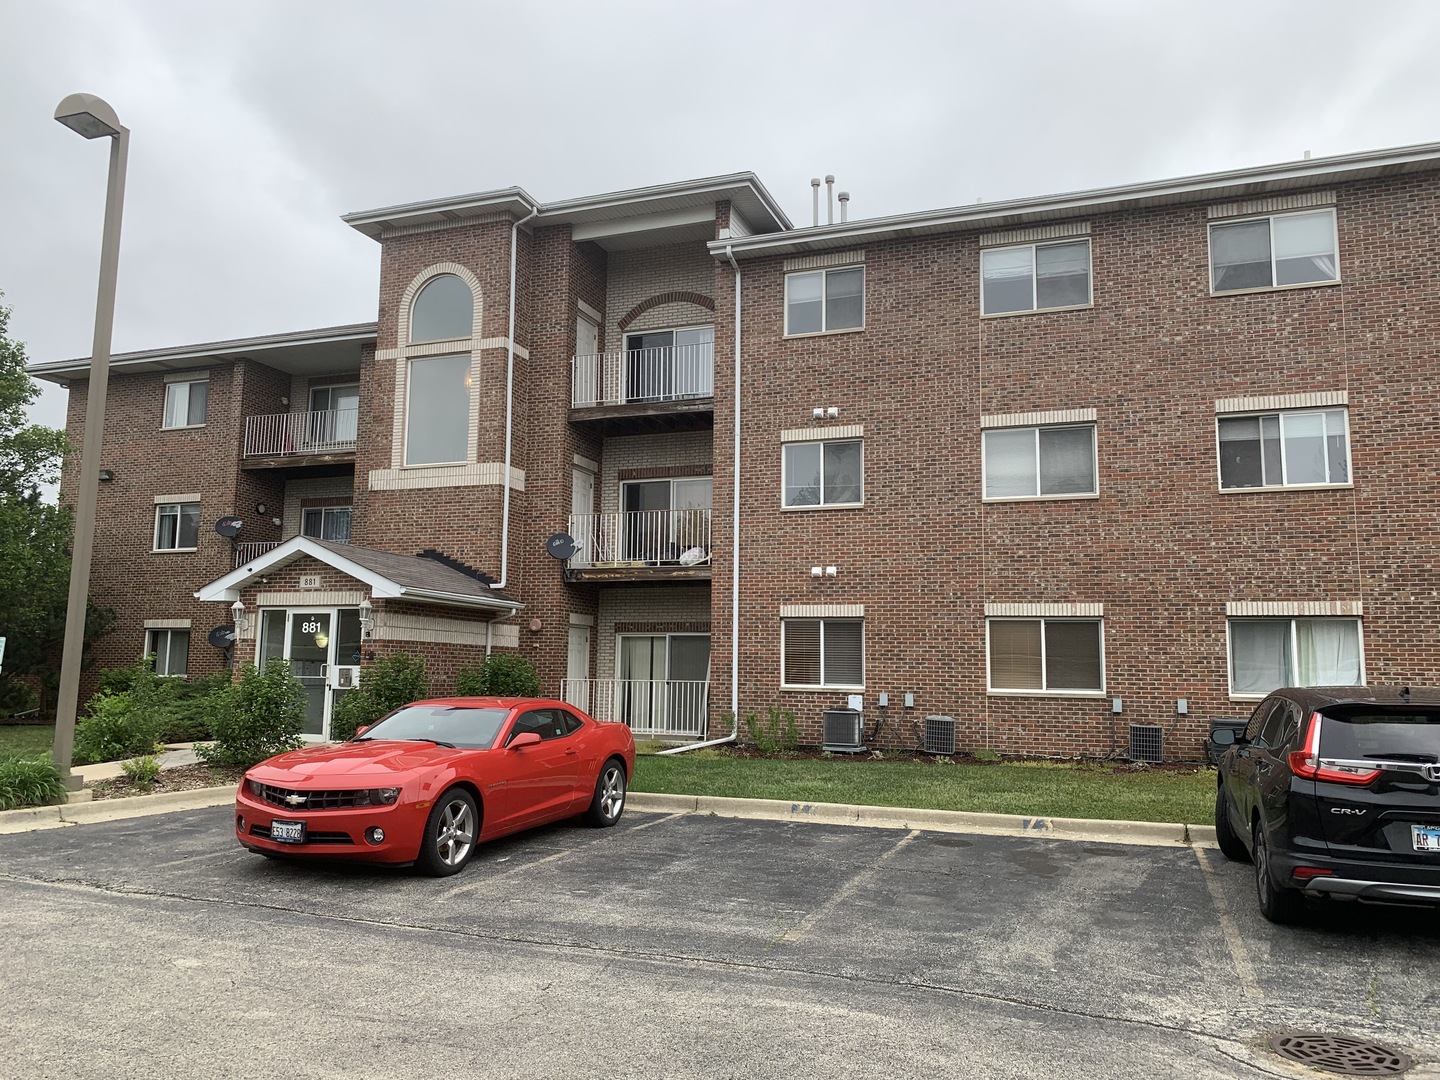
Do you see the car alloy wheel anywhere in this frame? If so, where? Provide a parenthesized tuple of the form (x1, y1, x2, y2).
(585, 759, 626, 827)
(418, 787, 478, 877)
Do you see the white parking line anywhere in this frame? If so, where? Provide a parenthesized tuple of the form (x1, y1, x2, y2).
(1193, 846, 1262, 1001)
(627, 811, 686, 833)
(779, 830, 921, 944)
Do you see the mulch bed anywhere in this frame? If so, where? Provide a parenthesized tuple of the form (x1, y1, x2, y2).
(88, 764, 245, 801)
(710, 745, 1205, 772)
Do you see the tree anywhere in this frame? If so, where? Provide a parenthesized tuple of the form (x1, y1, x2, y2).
(0, 294, 112, 716)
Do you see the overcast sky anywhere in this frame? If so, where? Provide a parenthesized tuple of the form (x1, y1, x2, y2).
(4, 0, 1440, 433)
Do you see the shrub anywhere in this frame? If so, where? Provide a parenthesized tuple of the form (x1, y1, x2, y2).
(73, 691, 163, 765)
(0, 754, 67, 810)
(746, 705, 799, 754)
(199, 660, 305, 768)
(156, 671, 230, 743)
(0, 678, 38, 717)
(454, 653, 539, 697)
(329, 653, 429, 743)
(121, 754, 162, 786)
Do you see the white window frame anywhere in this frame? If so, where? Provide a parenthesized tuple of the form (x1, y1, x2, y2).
(981, 423, 1099, 501)
(408, 273, 474, 344)
(1225, 617, 1365, 700)
(161, 378, 208, 429)
(1215, 407, 1352, 491)
(985, 618, 1106, 696)
(780, 617, 865, 690)
(301, 504, 353, 542)
(404, 353, 471, 467)
(781, 438, 864, 509)
(153, 502, 200, 552)
(145, 628, 190, 678)
(980, 238, 1093, 317)
(784, 266, 865, 337)
(1208, 207, 1340, 295)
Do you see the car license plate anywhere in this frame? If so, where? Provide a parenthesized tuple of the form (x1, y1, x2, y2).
(1413, 824, 1440, 853)
(270, 820, 306, 844)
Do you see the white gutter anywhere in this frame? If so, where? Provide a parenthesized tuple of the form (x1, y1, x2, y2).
(661, 244, 743, 756)
(492, 199, 541, 591)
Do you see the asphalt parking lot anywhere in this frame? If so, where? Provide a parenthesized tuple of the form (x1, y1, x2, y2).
(2, 806, 1437, 1078)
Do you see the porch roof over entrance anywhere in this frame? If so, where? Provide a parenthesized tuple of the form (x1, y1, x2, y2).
(194, 536, 522, 612)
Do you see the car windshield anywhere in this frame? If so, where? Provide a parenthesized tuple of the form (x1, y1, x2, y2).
(1320, 708, 1440, 761)
(357, 705, 510, 750)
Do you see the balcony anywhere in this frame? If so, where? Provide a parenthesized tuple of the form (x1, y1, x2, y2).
(564, 509, 711, 582)
(560, 679, 708, 739)
(570, 343, 713, 432)
(241, 409, 358, 471)
(234, 541, 280, 568)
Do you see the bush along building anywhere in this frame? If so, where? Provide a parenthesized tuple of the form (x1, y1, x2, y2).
(30, 143, 1440, 762)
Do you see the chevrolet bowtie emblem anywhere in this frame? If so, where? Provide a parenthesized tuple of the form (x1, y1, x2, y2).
(285, 794, 306, 806)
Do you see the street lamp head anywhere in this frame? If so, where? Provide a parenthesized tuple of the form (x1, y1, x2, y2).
(55, 93, 123, 139)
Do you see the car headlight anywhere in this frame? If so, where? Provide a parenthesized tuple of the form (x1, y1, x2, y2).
(352, 788, 401, 806)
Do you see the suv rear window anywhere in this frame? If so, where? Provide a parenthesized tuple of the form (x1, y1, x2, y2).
(1319, 708, 1440, 760)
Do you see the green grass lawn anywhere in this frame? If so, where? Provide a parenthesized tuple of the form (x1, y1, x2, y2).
(630, 752, 1216, 824)
(0, 724, 55, 760)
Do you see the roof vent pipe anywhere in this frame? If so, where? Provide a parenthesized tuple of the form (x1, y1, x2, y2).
(811, 177, 821, 227)
(825, 175, 835, 225)
(838, 191, 850, 223)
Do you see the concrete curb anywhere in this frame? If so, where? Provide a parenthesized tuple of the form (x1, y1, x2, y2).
(3, 785, 1214, 849)
(627, 792, 1217, 848)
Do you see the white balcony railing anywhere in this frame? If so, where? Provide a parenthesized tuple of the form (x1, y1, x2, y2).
(561, 678, 709, 738)
(243, 409, 358, 458)
(571, 343, 714, 408)
(566, 509, 711, 569)
(234, 541, 280, 567)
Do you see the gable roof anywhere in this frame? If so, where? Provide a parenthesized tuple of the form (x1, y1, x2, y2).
(195, 536, 522, 612)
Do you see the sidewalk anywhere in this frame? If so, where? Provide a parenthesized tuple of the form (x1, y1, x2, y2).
(73, 743, 203, 784)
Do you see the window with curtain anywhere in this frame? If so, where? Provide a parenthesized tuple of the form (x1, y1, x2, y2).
(409, 274, 474, 342)
(987, 619, 1103, 692)
(1217, 408, 1349, 489)
(783, 439, 863, 507)
(983, 424, 1096, 499)
(154, 502, 200, 550)
(145, 629, 189, 677)
(782, 618, 864, 687)
(1210, 209, 1338, 292)
(405, 354, 470, 465)
(162, 379, 208, 428)
(1228, 618, 1362, 696)
(981, 239, 1091, 315)
(785, 267, 864, 335)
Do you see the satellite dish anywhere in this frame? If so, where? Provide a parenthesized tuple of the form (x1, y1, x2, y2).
(207, 625, 237, 649)
(215, 516, 244, 538)
(545, 533, 577, 560)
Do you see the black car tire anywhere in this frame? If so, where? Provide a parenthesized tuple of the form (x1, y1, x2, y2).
(583, 758, 627, 828)
(416, 787, 479, 877)
(1214, 788, 1250, 862)
(1253, 820, 1305, 925)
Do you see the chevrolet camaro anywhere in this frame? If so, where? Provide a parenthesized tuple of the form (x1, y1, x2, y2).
(234, 697, 636, 875)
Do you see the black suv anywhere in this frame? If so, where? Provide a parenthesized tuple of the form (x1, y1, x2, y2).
(1212, 686, 1440, 923)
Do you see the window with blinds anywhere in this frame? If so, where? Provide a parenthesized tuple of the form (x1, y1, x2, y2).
(987, 618, 1103, 692)
(782, 618, 864, 688)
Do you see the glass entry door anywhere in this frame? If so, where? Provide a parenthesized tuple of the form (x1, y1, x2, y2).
(617, 634, 710, 736)
(287, 611, 333, 738)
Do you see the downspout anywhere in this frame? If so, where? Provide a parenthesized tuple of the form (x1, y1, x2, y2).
(491, 199, 541, 592)
(659, 245, 741, 756)
(486, 608, 518, 658)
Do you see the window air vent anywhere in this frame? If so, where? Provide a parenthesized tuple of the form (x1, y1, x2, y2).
(1129, 723, 1163, 764)
(923, 715, 956, 756)
(822, 709, 864, 753)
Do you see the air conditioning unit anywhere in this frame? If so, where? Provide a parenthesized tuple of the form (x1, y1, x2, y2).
(923, 715, 956, 756)
(1129, 723, 1163, 764)
(822, 708, 864, 753)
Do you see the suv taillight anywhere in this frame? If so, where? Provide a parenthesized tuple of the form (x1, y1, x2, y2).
(1287, 711, 1382, 785)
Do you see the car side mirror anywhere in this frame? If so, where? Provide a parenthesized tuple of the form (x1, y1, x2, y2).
(508, 731, 542, 750)
(354, 725, 371, 739)
(1210, 728, 1236, 747)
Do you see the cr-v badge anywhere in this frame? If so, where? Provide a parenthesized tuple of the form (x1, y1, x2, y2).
(1330, 807, 1366, 815)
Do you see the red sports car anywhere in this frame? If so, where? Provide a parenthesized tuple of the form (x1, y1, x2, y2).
(234, 697, 636, 875)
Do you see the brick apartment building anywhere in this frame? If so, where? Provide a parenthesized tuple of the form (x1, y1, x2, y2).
(29, 142, 1440, 762)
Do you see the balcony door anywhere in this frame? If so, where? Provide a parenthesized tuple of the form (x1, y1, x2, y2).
(309, 384, 359, 446)
(621, 477, 711, 563)
(624, 326, 712, 403)
(617, 633, 710, 736)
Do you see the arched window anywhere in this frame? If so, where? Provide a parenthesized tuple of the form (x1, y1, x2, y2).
(410, 274, 473, 342)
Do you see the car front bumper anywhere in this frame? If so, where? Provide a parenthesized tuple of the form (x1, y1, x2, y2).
(235, 787, 424, 864)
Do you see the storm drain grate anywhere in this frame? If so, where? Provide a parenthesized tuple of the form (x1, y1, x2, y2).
(1268, 1033, 1412, 1076)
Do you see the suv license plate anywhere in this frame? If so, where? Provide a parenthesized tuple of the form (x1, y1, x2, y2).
(270, 820, 305, 844)
(1412, 824, 1440, 853)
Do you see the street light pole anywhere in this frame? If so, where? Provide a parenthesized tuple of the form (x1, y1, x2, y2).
(51, 93, 129, 790)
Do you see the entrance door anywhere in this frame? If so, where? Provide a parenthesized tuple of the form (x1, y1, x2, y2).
(287, 611, 333, 738)
(310, 384, 360, 446)
(567, 626, 591, 711)
(570, 467, 595, 565)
